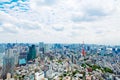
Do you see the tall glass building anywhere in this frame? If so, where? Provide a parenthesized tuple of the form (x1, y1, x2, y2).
(27, 45, 36, 61)
(19, 52, 27, 65)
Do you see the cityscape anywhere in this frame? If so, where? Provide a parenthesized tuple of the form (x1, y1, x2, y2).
(0, 42, 119, 80)
(0, 0, 120, 80)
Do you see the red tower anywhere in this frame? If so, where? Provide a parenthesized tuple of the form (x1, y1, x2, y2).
(82, 42, 86, 56)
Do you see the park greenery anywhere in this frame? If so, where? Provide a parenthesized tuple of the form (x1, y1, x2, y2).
(81, 63, 113, 73)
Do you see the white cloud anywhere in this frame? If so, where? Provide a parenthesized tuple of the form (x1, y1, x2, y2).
(0, 0, 120, 45)
(0, 0, 10, 2)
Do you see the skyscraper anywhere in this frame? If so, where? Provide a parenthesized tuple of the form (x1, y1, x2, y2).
(27, 45, 36, 61)
(2, 49, 15, 79)
(71, 55, 74, 63)
(39, 42, 44, 49)
(13, 48, 19, 65)
(36, 46, 40, 57)
(39, 42, 44, 54)
(19, 52, 27, 65)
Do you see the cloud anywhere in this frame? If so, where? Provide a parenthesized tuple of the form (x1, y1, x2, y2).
(95, 30, 104, 34)
(1, 23, 18, 33)
(71, 2, 115, 22)
(72, 26, 86, 30)
(0, 0, 10, 3)
(0, 0, 29, 13)
(52, 24, 64, 31)
(71, 15, 95, 22)
(39, 0, 56, 6)
(0, 27, 4, 32)
(86, 8, 107, 16)
(52, 27, 64, 31)
(17, 20, 41, 30)
(0, 0, 120, 45)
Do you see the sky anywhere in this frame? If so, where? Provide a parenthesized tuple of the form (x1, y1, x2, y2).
(0, 0, 120, 45)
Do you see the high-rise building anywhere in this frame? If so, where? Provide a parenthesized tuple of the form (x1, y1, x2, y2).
(36, 46, 40, 57)
(12, 48, 19, 65)
(19, 52, 27, 66)
(27, 45, 36, 61)
(39, 42, 44, 49)
(44, 44, 53, 53)
(39, 42, 44, 54)
(2, 49, 15, 79)
(71, 55, 74, 63)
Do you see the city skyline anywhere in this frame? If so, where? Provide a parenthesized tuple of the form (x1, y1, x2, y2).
(0, 0, 120, 45)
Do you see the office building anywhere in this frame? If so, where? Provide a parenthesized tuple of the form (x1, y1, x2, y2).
(2, 49, 15, 79)
(27, 45, 36, 61)
(39, 42, 44, 54)
(19, 52, 27, 66)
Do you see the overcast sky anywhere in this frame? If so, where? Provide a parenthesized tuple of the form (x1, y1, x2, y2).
(0, 0, 120, 45)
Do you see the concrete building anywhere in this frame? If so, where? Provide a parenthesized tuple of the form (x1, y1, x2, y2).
(2, 49, 15, 79)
